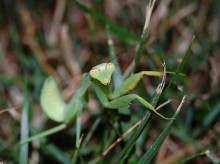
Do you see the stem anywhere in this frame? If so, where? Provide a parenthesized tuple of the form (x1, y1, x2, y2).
(19, 123, 67, 145)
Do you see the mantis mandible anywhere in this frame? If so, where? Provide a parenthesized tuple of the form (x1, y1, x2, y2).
(40, 62, 172, 125)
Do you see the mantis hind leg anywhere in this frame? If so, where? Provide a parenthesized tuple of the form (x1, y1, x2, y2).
(107, 94, 173, 120)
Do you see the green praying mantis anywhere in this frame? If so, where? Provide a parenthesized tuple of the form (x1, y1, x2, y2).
(40, 61, 172, 125)
(18, 59, 175, 146)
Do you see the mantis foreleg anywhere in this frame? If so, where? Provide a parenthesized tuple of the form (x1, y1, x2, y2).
(93, 79, 172, 120)
(111, 71, 164, 98)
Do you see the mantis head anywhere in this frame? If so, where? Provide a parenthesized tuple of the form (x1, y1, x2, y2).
(89, 63, 115, 85)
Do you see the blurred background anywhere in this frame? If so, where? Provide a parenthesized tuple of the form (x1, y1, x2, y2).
(0, 0, 220, 163)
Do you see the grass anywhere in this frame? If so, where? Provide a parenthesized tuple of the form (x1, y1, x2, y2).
(0, 0, 220, 163)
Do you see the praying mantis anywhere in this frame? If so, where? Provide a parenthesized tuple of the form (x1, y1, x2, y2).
(40, 62, 172, 125)
(18, 55, 177, 146)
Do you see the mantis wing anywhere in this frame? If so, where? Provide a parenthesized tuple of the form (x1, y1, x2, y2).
(40, 75, 92, 124)
(40, 77, 66, 123)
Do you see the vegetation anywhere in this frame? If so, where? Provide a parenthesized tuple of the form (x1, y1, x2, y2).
(0, 0, 219, 163)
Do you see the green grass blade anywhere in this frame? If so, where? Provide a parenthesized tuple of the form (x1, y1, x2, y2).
(177, 146, 220, 164)
(82, 117, 101, 147)
(19, 83, 29, 164)
(75, 0, 137, 44)
(76, 115, 81, 148)
(205, 149, 219, 164)
(29, 126, 71, 164)
(19, 124, 67, 145)
(117, 112, 152, 163)
(193, 101, 220, 138)
(106, 25, 123, 88)
(42, 143, 71, 164)
(138, 96, 186, 164)
(134, 28, 148, 71)
(72, 114, 82, 163)
(163, 36, 195, 95)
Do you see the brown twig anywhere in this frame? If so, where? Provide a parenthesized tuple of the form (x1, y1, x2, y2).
(94, 119, 143, 162)
(60, 24, 82, 85)
(156, 99, 172, 111)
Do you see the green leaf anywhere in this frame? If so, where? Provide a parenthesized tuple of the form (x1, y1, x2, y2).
(163, 36, 195, 95)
